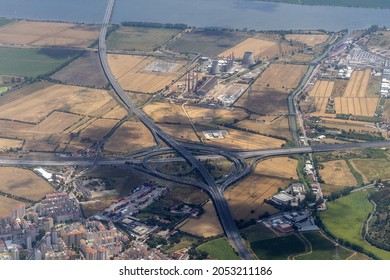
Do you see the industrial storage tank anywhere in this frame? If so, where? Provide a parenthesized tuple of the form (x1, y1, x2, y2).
(242, 51, 255, 66)
(209, 60, 220, 75)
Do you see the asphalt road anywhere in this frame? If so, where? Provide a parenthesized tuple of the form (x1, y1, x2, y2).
(98, 0, 253, 259)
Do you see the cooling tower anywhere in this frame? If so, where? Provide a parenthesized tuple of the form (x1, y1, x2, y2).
(242, 51, 255, 66)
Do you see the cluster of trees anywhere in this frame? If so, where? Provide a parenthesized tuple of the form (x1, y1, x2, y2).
(122, 21, 187, 29)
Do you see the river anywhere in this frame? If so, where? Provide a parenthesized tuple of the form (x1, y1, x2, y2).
(0, 0, 389, 31)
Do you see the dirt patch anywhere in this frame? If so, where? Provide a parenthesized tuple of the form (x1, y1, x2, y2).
(105, 121, 156, 153)
(236, 64, 307, 114)
(255, 157, 298, 180)
(0, 167, 54, 201)
(108, 54, 187, 94)
(285, 34, 329, 46)
(0, 138, 23, 151)
(51, 52, 108, 88)
(0, 20, 99, 48)
(179, 201, 223, 238)
(320, 160, 357, 187)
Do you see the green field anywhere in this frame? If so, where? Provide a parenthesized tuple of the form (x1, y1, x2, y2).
(258, 0, 390, 9)
(241, 223, 278, 242)
(0, 18, 13, 27)
(107, 26, 180, 51)
(351, 158, 390, 182)
(0, 47, 80, 77)
(197, 238, 240, 260)
(165, 235, 199, 254)
(320, 191, 390, 259)
(296, 232, 354, 260)
(250, 234, 305, 260)
(0, 87, 9, 95)
(167, 29, 249, 57)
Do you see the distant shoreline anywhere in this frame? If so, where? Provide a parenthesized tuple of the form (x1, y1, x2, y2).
(254, 0, 390, 10)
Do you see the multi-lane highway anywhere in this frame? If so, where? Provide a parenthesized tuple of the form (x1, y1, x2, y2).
(98, 0, 253, 259)
(2, 0, 388, 260)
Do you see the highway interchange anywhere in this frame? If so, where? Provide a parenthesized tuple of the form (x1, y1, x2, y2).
(1, 0, 389, 260)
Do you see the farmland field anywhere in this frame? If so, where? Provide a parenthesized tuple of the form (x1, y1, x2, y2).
(108, 26, 181, 51)
(295, 231, 354, 260)
(0, 47, 80, 77)
(167, 29, 250, 57)
(0, 167, 54, 201)
(143, 102, 190, 124)
(0, 138, 23, 151)
(236, 64, 307, 114)
(350, 158, 390, 182)
(320, 160, 357, 189)
(51, 52, 108, 88)
(240, 223, 279, 243)
(0, 196, 27, 218)
(179, 201, 223, 238)
(108, 54, 187, 94)
(334, 97, 379, 116)
(319, 118, 379, 134)
(105, 121, 156, 153)
(197, 238, 239, 260)
(285, 34, 329, 46)
(205, 128, 285, 150)
(236, 115, 291, 140)
(308, 80, 334, 115)
(255, 157, 298, 179)
(219, 38, 278, 59)
(0, 82, 114, 122)
(320, 191, 390, 259)
(0, 20, 99, 48)
(159, 124, 199, 142)
(187, 106, 249, 124)
(333, 69, 379, 117)
(250, 234, 305, 260)
(225, 174, 285, 221)
(78, 118, 120, 141)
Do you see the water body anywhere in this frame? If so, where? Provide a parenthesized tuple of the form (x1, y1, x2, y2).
(0, 0, 389, 31)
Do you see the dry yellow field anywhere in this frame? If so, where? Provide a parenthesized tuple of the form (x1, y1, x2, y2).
(334, 97, 379, 116)
(0, 167, 54, 201)
(319, 118, 379, 133)
(105, 121, 156, 153)
(79, 118, 119, 141)
(0, 82, 114, 122)
(205, 128, 284, 150)
(236, 115, 291, 140)
(179, 201, 223, 238)
(108, 54, 187, 94)
(254, 64, 308, 91)
(34, 111, 80, 134)
(255, 157, 298, 180)
(236, 64, 307, 114)
(225, 175, 287, 221)
(332, 69, 379, 116)
(0, 138, 24, 151)
(219, 37, 278, 59)
(309, 80, 334, 97)
(159, 124, 199, 142)
(186, 106, 249, 124)
(285, 34, 329, 46)
(0, 197, 28, 218)
(143, 102, 190, 124)
(103, 105, 128, 120)
(344, 69, 371, 97)
(0, 20, 99, 48)
(320, 160, 357, 187)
